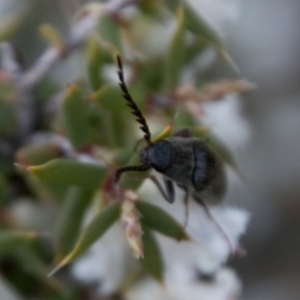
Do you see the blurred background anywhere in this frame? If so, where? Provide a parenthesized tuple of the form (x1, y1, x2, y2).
(229, 1, 300, 299)
(0, 0, 300, 299)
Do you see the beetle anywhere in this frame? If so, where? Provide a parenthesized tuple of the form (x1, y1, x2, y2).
(114, 55, 234, 253)
(114, 55, 226, 204)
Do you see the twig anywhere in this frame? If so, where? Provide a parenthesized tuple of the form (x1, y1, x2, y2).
(21, 0, 141, 89)
(20, 4, 103, 89)
(0, 42, 22, 81)
(0, 42, 34, 143)
(0, 0, 139, 143)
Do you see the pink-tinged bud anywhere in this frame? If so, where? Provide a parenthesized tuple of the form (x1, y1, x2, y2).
(121, 191, 143, 259)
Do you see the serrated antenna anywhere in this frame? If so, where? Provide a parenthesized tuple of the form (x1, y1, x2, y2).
(116, 55, 153, 146)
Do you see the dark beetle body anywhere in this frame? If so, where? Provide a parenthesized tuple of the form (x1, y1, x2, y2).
(140, 136, 226, 204)
(115, 55, 226, 205)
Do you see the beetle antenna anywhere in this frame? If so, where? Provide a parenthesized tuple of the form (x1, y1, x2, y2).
(116, 55, 153, 146)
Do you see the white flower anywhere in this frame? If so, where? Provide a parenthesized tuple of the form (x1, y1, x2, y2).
(141, 183, 249, 276)
(202, 94, 252, 150)
(124, 267, 242, 300)
(72, 222, 137, 295)
(0, 274, 23, 300)
(72, 180, 249, 297)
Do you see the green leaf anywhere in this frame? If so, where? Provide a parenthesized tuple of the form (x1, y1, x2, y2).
(137, 201, 190, 241)
(113, 146, 135, 167)
(164, 0, 220, 44)
(183, 3, 221, 46)
(91, 84, 128, 147)
(26, 159, 106, 189)
(49, 202, 120, 276)
(183, 36, 206, 65)
(92, 84, 124, 112)
(15, 143, 62, 166)
(98, 14, 121, 52)
(0, 11, 26, 42)
(12, 247, 62, 292)
(164, 6, 186, 91)
(139, 0, 162, 17)
(0, 92, 15, 136)
(0, 159, 14, 174)
(139, 227, 164, 282)
(173, 107, 198, 130)
(86, 35, 104, 91)
(152, 123, 173, 143)
(62, 85, 92, 149)
(24, 174, 69, 204)
(0, 174, 6, 205)
(135, 61, 165, 92)
(164, 0, 236, 70)
(39, 24, 64, 51)
(0, 231, 37, 255)
(56, 187, 95, 258)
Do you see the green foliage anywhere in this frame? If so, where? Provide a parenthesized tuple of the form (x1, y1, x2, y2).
(139, 227, 164, 282)
(137, 201, 190, 241)
(0, 231, 37, 255)
(50, 202, 120, 276)
(0, 1, 247, 297)
(0, 80, 16, 136)
(55, 187, 95, 258)
(164, 6, 186, 91)
(62, 85, 92, 149)
(27, 159, 106, 188)
(86, 35, 104, 91)
(91, 84, 129, 147)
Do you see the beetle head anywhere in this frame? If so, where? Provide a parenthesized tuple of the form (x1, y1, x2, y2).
(140, 140, 172, 172)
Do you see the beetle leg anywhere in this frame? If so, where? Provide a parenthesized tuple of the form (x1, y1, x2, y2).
(183, 190, 190, 227)
(193, 195, 235, 257)
(163, 176, 175, 203)
(176, 184, 190, 226)
(148, 175, 175, 203)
